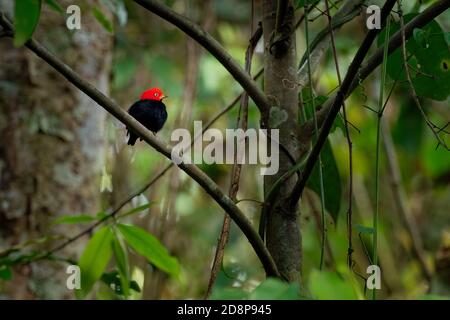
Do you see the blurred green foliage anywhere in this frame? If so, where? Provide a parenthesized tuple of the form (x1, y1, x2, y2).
(2, 0, 449, 300)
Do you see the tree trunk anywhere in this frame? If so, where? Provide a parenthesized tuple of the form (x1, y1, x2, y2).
(0, 1, 111, 298)
(262, 0, 302, 281)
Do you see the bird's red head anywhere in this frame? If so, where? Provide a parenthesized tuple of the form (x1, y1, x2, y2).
(140, 87, 167, 101)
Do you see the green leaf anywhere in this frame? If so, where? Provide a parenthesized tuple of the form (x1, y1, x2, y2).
(119, 203, 152, 219)
(392, 100, 424, 155)
(117, 224, 180, 277)
(355, 224, 375, 234)
(309, 270, 358, 300)
(413, 28, 428, 49)
(130, 280, 141, 293)
(379, 16, 450, 101)
(112, 232, 130, 296)
(306, 139, 342, 223)
(92, 6, 113, 34)
(249, 278, 301, 300)
(51, 215, 96, 225)
(0, 266, 12, 280)
(44, 0, 63, 13)
(14, 0, 42, 46)
(76, 226, 113, 299)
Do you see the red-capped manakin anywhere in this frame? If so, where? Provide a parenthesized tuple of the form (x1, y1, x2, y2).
(126, 87, 168, 146)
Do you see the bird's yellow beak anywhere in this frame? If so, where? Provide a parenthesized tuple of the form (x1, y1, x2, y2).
(161, 95, 168, 101)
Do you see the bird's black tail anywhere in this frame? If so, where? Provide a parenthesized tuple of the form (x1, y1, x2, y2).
(127, 130, 138, 146)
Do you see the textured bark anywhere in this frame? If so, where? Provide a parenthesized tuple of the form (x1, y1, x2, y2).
(0, 1, 111, 298)
(262, 0, 301, 281)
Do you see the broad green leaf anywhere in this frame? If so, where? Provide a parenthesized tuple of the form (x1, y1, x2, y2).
(112, 232, 130, 296)
(119, 203, 152, 219)
(130, 280, 141, 293)
(355, 224, 375, 234)
(249, 278, 301, 300)
(117, 224, 179, 277)
(76, 226, 113, 299)
(0, 266, 12, 280)
(413, 28, 428, 49)
(309, 270, 358, 300)
(378, 16, 450, 101)
(392, 100, 425, 155)
(14, 0, 42, 46)
(44, 0, 63, 13)
(92, 6, 113, 34)
(421, 129, 450, 178)
(51, 215, 96, 225)
(306, 139, 342, 223)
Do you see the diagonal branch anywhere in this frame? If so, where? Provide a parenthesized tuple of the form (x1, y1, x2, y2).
(0, 13, 279, 278)
(133, 0, 270, 113)
(290, 0, 398, 207)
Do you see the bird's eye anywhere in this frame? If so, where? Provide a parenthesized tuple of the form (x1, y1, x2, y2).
(154, 93, 158, 97)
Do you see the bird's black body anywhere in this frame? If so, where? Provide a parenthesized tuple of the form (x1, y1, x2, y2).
(127, 99, 167, 145)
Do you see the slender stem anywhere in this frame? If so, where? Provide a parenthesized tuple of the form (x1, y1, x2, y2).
(305, 5, 327, 270)
(205, 4, 256, 298)
(324, 0, 354, 269)
(373, 14, 391, 300)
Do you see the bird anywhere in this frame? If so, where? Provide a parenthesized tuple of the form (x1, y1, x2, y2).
(126, 87, 168, 146)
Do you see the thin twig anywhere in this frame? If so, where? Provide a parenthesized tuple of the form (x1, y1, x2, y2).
(306, 192, 335, 269)
(324, 0, 354, 269)
(304, 3, 327, 271)
(205, 13, 258, 298)
(372, 13, 391, 301)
